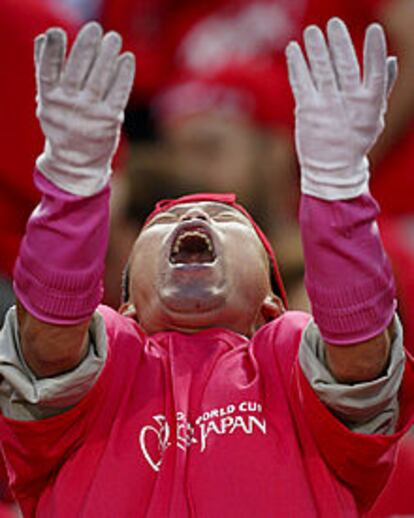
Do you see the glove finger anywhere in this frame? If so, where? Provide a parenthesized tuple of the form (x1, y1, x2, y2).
(84, 31, 123, 100)
(61, 22, 103, 93)
(105, 52, 136, 112)
(385, 56, 398, 98)
(304, 25, 338, 94)
(327, 18, 361, 92)
(38, 28, 66, 90)
(363, 23, 387, 99)
(34, 34, 46, 72)
(285, 41, 315, 103)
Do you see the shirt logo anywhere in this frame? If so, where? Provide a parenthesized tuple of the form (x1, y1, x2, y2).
(139, 415, 171, 472)
(139, 400, 266, 472)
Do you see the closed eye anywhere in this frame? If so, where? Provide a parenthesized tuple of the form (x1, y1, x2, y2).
(212, 211, 246, 223)
(147, 213, 178, 226)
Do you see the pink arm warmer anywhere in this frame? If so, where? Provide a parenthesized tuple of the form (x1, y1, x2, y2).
(13, 169, 110, 325)
(299, 193, 396, 345)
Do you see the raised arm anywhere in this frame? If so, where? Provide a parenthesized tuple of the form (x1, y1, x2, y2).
(286, 19, 398, 382)
(13, 23, 135, 377)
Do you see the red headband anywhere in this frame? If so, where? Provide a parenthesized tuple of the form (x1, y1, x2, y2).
(144, 192, 288, 308)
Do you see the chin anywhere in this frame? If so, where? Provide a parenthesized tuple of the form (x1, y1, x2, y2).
(159, 280, 227, 314)
(158, 254, 229, 313)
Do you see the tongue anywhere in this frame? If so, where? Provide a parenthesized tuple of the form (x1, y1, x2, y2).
(173, 249, 213, 264)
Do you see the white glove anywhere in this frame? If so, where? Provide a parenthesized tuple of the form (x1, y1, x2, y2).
(34, 22, 135, 196)
(286, 18, 397, 200)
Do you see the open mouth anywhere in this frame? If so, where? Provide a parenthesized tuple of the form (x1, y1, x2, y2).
(170, 228, 216, 265)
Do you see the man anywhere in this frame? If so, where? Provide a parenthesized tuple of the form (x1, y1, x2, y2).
(0, 18, 413, 518)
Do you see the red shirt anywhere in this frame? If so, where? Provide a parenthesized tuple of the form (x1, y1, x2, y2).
(367, 432, 414, 517)
(1, 306, 413, 517)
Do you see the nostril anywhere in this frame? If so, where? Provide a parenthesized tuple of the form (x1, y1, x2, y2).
(181, 212, 208, 222)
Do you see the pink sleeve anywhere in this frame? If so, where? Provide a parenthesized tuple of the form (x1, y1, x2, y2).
(299, 193, 396, 344)
(293, 353, 414, 513)
(0, 369, 105, 515)
(13, 169, 110, 324)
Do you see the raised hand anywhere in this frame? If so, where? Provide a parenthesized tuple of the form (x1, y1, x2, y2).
(34, 22, 135, 196)
(286, 18, 397, 200)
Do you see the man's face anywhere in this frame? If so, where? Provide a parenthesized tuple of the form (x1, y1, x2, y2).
(127, 202, 276, 336)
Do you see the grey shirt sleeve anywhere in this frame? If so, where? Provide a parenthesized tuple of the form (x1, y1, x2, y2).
(299, 316, 405, 435)
(0, 307, 107, 421)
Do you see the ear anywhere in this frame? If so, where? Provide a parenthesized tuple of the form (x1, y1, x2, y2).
(259, 293, 285, 323)
(118, 302, 137, 319)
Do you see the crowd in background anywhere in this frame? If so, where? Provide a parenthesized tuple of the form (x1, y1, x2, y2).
(0, 0, 414, 516)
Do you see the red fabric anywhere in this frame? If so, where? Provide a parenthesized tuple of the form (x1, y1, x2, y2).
(100, 0, 278, 103)
(99, 0, 216, 101)
(152, 0, 306, 128)
(296, 352, 414, 512)
(303, 0, 384, 36)
(1, 307, 413, 517)
(379, 217, 414, 355)
(367, 432, 414, 517)
(0, 0, 78, 278)
(99, 0, 305, 124)
(144, 192, 288, 307)
(155, 58, 294, 129)
(371, 130, 414, 215)
(152, 0, 389, 129)
(0, 503, 16, 518)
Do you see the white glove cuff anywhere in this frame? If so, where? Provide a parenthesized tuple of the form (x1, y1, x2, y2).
(300, 157, 370, 201)
(36, 149, 112, 197)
